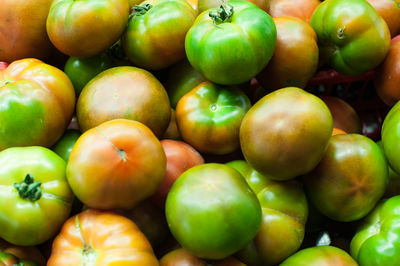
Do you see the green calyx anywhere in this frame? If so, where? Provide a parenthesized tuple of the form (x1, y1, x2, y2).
(209, 1, 234, 27)
(14, 174, 42, 201)
(132, 3, 152, 16)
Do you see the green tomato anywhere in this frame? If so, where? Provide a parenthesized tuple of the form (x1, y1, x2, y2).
(0, 147, 74, 246)
(227, 160, 308, 266)
(382, 101, 400, 175)
(185, 0, 276, 85)
(176, 81, 251, 155)
(310, 0, 390, 76)
(52, 129, 81, 162)
(350, 195, 400, 266)
(280, 246, 358, 266)
(165, 163, 261, 259)
(376, 140, 400, 198)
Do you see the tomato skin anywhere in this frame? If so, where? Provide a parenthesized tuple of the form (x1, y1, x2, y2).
(0, 59, 75, 150)
(374, 39, 400, 106)
(162, 109, 181, 140)
(166, 59, 206, 109)
(310, 0, 390, 76)
(0, 146, 74, 246)
(152, 140, 204, 207)
(67, 119, 166, 210)
(52, 130, 81, 162)
(0, 0, 54, 62)
(382, 101, 400, 174)
(165, 163, 262, 259)
(332, 128, 347, 136)
(304, 134, 388, 222)
(257, 17, 319, 92)
(269, 0, 320, 23)
(176, 81, 251, 155)
(186, 0, 277, 85)
(228, 160, 308, 266)
(160, 248, 207, 266)
(367, 0, 400, 37)
(123, 0, 196, 70)
(280, 246, 357, 266)
(320, 96, 362, 134)
(48, 209, 159, 266)
(0, 239, 45, 266)
(240, 87, 333, 181)
(197, 0, 270, 13)
(46, 0, 129, 57)
(0, 62, 9, 70)
(77, 66, 171, 138)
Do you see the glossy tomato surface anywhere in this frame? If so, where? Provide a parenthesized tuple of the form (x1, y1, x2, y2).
(66, 119, 166, 210)
(269, 0, 320, 23)
(367, 0, 400, 37)
(52, 130, 81, 162)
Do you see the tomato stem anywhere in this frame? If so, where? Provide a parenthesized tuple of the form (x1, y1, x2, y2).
(209, 1, 234, 28)
(131, 3, 152, 17)
(14, 174, 42, 201)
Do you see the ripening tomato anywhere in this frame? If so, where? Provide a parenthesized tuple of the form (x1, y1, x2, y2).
(197, 0, 270, 13)
(269, 0, 320, 23)
(0, 239, 45, 266)
(367, 0, 400, 37)
(48, 209, 159, 266)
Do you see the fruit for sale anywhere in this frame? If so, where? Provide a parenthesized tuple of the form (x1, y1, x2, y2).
(0, 239, 45, 266)
(382, 100, 400, 174)
(367, 0, 400, 37)
(0, 59, 75, 150)
(165, 163, 261, 259)
(66, 119, 166, 210)
(52, 130, 81, 162)
(197, 0, 270, 13)
(152, 139, 204, 207)
(46, 0, 129, 57)
(76, 66, 171, 138)
(376, 141, 400, 198)
(257, 17, 319, 92)
(0, 147, 74, 246)
(186, 0, 277, 85)
(280, 246, 358, 266)
(47, 209, 159, 266)
(350, 195, 400, 266)
(176, 81, 251, 154)
(160, 248, 206, 266)
(162, 109, 181, 140)
(304, 134, 388, 222)
(311, 0, 391, 76)
(0, 0, 54, 62)
(269, 0, 320, 23)
(321, 96, 362, 134)
(123, 0, 196, 70)
(240, 87, 332, 180)
(374, 38, 400, 106)
(227, 160, 308, 266)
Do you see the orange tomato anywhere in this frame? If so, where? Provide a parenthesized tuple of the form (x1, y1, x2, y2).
(332, 128, 347, 136)
(367, 0, 400, 37)
(48, 209, 159, 266)
(269, 0, 320, 23)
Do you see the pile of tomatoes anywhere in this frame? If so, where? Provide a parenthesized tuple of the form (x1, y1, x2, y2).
(0, 0, 400, 265)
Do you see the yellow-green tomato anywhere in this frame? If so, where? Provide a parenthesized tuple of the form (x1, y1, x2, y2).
(0, 147, 74, 246)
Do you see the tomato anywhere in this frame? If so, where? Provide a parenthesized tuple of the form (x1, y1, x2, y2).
(332, 128, 347, 136)
(280, 246, 357, 266)
(152, 139, 204, 207)
(162, 109, 181, 140)
(64, 52, 114, 96)
(129, 0, 144, 9)
(304, 134, 388, 222)
(381, 101, 400, 174)
(123, 200, 169, 248)
(0, 146, 74, 246)
(176, 81, 251, 155)
(376, 141, 400, 198)
(122, 0, 196, 70)
(165, 59, 206, 109)
(0, 62, 8, 70)
(0, 252, 19, 266)
(367, 0, 400, 37)
(52, 130, 81, 162)
(0, 239, 45, 266)
(48, 209, 158, 266)
(77, 66, 171, 138)
(310, 0, 391, 76)
(67, 119, 166, 210)
(46, 0, 129, 57)
(257, 17, 319, 92)
(197, 0, 270, 13)
(185, 0, 277, 85)
(165, 163, 261, 259)
(227, 160, 308, 266)
(240, 87, 333, 181)
(374, 39, 400, 106)
(0, 0, 54, 62)
(350, 195, 400, 266)
(160, 248, 206, 266)
(269, 0, 320, 23)
(0, 59, 75, 150)
(320, 96, 362, 134)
